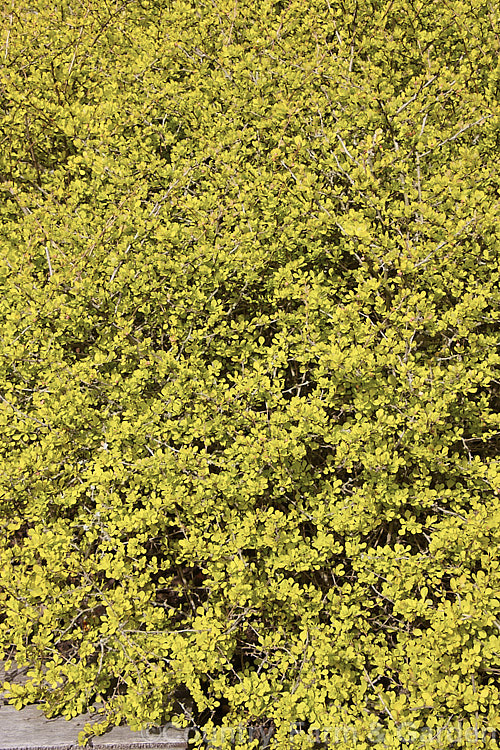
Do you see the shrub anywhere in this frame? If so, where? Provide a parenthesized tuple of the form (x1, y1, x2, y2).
(1, 0, 499, 747)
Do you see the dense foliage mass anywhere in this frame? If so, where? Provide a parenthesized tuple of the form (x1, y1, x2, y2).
(1, 0, 500, 747)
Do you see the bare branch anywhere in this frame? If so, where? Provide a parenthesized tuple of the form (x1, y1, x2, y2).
(394, 75, 438, 116)
(45, 244, 53, 277)
(421, 115, 491, 157)
(336, 133, 360, 166)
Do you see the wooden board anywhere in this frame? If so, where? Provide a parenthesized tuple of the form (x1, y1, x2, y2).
(0, 706, 189, 750)
(1, 663, 188, 750)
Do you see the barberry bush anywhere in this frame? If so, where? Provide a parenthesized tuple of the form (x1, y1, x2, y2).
(1, 0, 500, 747)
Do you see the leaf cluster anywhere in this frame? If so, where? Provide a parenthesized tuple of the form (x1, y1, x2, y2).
(1, 0, 500, 748)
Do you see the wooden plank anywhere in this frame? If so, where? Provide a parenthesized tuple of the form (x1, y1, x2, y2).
(1, 662, 188, 750)
(0, 661, 29, 698)
(0, 706, 189, 750)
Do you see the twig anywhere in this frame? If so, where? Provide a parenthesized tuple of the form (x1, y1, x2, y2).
(363, 666, 397, 723)
(413, 240, 448, 269)
(0, 391, 49, 427)
(4, 12, 13, 61)
(394, 75, 438, 116)
(336, 133, 360, 166)
(45, 244, 53, 277)
(419, 111, 429, 138)
(421, 115, 491, 158)
(416, 154, 422, 206)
